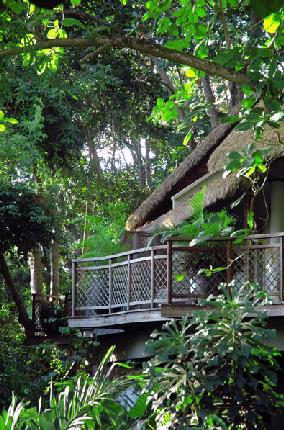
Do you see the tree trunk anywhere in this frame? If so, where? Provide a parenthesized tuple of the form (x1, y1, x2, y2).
(136, 140, 146, 187)
(145, 139, 151, 186)
(152, 58, 176, 94)
(50, 240, 60, 298)
(0, 252, 34, 337)
(110, 139, 117, 173)
(86, 129, 103, 177)
(229, 82, 243, 109)
(29, 245, 44, 297)
(201, 75, 221, 128)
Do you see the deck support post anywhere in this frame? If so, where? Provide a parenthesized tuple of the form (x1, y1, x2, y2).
(226, 240, 233, 295)
(150, 249, 155, 308)
(127, 254, 131, 311)
(71, 260, 77, 318)
(109, 258, 113, 314)
(167, 240, 173, 305)
(280, 236, 284, 302)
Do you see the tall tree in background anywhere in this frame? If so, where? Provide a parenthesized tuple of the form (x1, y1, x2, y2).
(0, 0, 282, 140)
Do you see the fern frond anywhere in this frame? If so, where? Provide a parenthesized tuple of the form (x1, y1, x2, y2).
(188, 187, 206, 221)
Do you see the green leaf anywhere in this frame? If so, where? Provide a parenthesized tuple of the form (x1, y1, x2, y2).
(188, 188, 206, 221)
(116, 362, 133, 369)
(0, 124, 6, 132)
(225, 160, 241, 172)
(195, 45, 209, 59)
(228, 151, 242, 161)
(274, 35, 284, 49)
(165, 39, 185, 51)
(176, 272, 187, 282)
(71, 0, 81, 6)
(247, 210, 254, 229)
(129, 393, 148, 419)
(6, 118, 18, 125)
(62, 18, 85, 29)
(0, 110, 4, 121)
(236, 121, 254, 131)
(263, 13, 281, 33)
(47, 29, 58, 40)
(183, 130, 192, 146)
(257, 164, 267, 173)
(242, 98, 256, 109)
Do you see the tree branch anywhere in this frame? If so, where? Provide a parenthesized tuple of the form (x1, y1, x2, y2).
(0, 36, 248, 85)
(218, 0, 231, 49)
(151, 58, 176, 94)
(201, 75, 221, 128)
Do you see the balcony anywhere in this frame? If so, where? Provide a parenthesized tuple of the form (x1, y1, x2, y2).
(67, 232, 284, 329)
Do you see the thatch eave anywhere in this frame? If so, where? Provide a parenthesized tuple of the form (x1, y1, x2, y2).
(126, 120, 236, 232)
(136, 172, 249, 233)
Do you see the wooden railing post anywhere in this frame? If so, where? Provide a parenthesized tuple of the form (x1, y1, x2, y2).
(127, 254, 131, 311)
(71, 260, 77, 318)
(109, 258, 113, 314)
(226, 240, 233, 295)
(150, 249, 155, 309)
(167, 240, 173, 305)
(280, 236, 284, 302)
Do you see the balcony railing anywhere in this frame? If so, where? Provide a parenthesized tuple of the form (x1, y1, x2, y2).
(71, 233, 284, 318)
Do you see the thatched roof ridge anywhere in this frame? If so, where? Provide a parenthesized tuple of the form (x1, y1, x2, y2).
(126, 121, 236, 231)
(137, 174, 248, 233)
(136, 122, 284, 233)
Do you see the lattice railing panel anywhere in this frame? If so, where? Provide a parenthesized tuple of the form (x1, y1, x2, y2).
(131, 260, 151, 303)
(154, 257, 167, 301)
(72, 238, 283, 316)
(76, 268, 109, 308)
(112, 265, 128, 307)
(172, 249, 227, 298)
(233, 247, 281, 297)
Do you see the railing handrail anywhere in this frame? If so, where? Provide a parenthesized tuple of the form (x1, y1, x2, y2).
(72, 232, 284, 264)
(72, 246, 152, 263)
(169, 232, 284, 241)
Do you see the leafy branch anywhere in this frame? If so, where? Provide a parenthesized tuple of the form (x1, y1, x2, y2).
(0, 36, 249, 85)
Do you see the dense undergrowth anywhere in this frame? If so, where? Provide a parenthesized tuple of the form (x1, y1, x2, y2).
(1, 284, 283, 429)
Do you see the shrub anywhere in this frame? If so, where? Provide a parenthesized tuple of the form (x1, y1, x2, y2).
(141, 283, 284, 429)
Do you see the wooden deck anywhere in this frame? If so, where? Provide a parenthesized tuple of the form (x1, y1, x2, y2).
(68, 233, 284, 329)
(68, 309, 168, 329)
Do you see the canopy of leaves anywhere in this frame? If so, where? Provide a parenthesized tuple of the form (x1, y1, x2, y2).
(0, 183, 54, 255)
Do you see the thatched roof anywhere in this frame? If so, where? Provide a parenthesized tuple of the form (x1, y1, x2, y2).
(126, 121, 236, 231)
(135, 173, 246, 233)
(208, 121, 284, 172)
(133, 122, 284, 233)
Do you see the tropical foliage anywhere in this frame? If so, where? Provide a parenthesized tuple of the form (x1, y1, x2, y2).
(1, 286, 283, 429)
(140, 284, 284, 429)
(0, 0, 283, 428)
